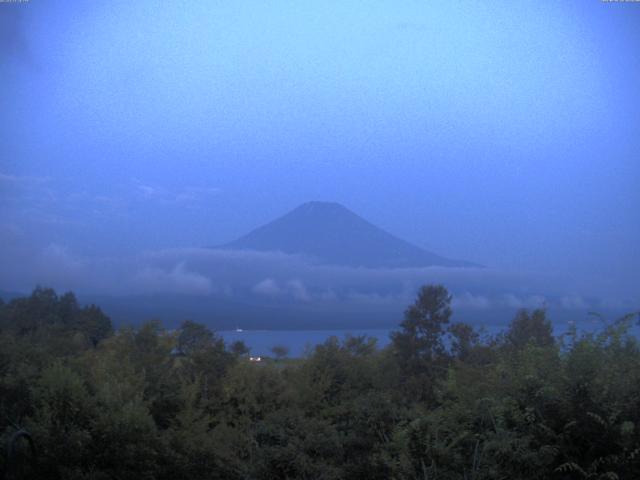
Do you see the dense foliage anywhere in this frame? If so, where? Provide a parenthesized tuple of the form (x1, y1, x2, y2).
(1, 286, 639, 479)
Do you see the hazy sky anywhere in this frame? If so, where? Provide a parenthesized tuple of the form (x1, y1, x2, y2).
(1, 1, 639, 303)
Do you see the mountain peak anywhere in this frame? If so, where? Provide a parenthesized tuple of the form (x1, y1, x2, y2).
(297, 200, 346, 209)
(291, 201, 354, 215)
(221, 202, 477, 268)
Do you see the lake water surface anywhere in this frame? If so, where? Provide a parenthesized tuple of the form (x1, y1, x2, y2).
(219, 329, 394, 357)
(219, 319, 631, 358)
(219, 325, 513, 357)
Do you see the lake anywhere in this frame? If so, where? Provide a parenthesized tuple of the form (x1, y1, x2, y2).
(219, 318, 632, 358)
(219, 325, 511, 357)
(219, 329, 394, 357)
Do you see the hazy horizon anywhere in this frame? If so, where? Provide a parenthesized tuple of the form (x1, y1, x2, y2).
(1, 1, 639, 320)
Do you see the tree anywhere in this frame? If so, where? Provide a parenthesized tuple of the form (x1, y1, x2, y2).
(391, 284, 452, 365)
(390, 284, 452, 402)
(75, 304, 112, 347)
(230, 340, 250, 357)
(343, 335, 377, 356)
(28, 362, 94, 477)
(5, 286, 59, 335)
(506, 308, 554, 349)
(271, 345, 289, 361)
(57, 291, 79, 326)
(448, 321, 479, 361)
(174, 321, 232, 407)
(177, 320, 214, 356)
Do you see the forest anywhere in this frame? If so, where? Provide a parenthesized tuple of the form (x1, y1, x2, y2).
(1, 285, 639, 480)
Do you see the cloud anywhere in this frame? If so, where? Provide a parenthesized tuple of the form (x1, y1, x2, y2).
(175, 186, 221, 204)
(40, 244, 86, 271)
(137, 184, 158, 197)
(316, 288, 339, 301)
(133, 180, 220, 205)
(124, 248, 632, 309)
(500, 293, 547, 309)
(9, 244, 94, 293)
(131, 262, 213, 295)
(560, 295, 589, 310)
(0, 173, 20, 183)
(345, 291, 410, 305)
(0, 173, 58, 223)
(287, 279, 311, 302)
(452, 292, 492, 309)
(0, 172, 50, 186)
(0, 245, 634, 314)
(596, 297, 638, 311)
(253, 278, 281, 297)
(252, 278, 311, 302)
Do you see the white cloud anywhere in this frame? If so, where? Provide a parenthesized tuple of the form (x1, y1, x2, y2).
(131, 262, 213, 295)
(0, 172, 50, 185)
(137, 184, 158, 197)
(287, 279, 310, 302)
(133, 180, 220, 205)
(0, 244, 633, 313)
(252, 278, 311, 301)
(175, 186, 221, 204)
(502, 293, 524, 309)
(253, 278, 282, 297)
(8, 244, 93, 293)
(452, 292, 491, 309)
(316, 288, 339, 301)
(500, 293, 546, 309)
(560, 295, 589, 310)
(40, 244, 86, 271)
(0, 173, 19, 183)
(345, 291, 410, 305)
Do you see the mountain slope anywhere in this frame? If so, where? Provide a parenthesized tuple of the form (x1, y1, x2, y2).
(221, 201, 478, 268)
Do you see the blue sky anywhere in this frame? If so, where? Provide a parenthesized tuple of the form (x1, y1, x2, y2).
(1, 1, 639, 306)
